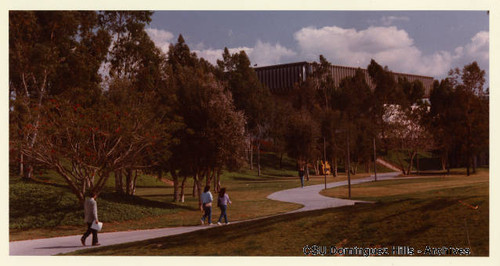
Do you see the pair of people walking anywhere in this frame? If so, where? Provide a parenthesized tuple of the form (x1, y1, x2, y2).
(200, 186, 232, 225)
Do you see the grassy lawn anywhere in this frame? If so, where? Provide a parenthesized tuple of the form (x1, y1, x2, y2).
(67, 169, 489, 256)
(10, 152, 381, 241)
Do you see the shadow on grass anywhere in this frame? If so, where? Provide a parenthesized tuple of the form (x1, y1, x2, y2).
(98, 193, 197, 211)
(232, 175, 294, 182)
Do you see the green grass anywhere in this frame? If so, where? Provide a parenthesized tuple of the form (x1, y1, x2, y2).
(67, 171, 489, 256)
(382, 150, 445, 171)
(10, 152, 318, 240)
(10, 153, 376, 241)
(10, 152, 489, 256)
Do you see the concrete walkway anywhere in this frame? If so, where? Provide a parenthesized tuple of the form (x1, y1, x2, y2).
(267, 172, 401, 212)
(10, 172, 400, 256)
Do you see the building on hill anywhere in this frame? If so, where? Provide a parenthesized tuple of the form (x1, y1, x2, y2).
(254, 61, 435, 98)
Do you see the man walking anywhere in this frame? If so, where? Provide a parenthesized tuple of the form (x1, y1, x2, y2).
(81, 192, 100, 246)
(298, 164, 305, 188)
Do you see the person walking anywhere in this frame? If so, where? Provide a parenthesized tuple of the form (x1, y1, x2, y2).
(217, 187, 232, 225)
(81, 192, 100, 246)
(200, 186, 213, 225)
(298, 164, 305, 188)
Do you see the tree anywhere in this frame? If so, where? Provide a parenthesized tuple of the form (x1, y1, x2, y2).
(429, 62, 488, 175)
(167, 37, 247, 204)
(336, 69, 375, 174)
(100, 11, 181, 195)
(367, 59, 400, 153)
(216, 48, 273, 176)
(9, 11, 111, 179)
(383, 104, 433, 175)
(427, 79, 455, 171)
(19, 88, 167, 203)
(284, 110, 321, 172)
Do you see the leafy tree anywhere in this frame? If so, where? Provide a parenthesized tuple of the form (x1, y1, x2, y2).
(216, 48, 273, 176)
(284, 110, 321, 171)
(367, 59, 400, 153)
(100, 11, 181, 194)
(167, 37, 247, 204)
(427, 79, 455, 170)
(19, 88, 167, 203)
(429, 62, 488, 175)
(267, 99, 292, 169)
(336, 69, 375, 174)
(9, 11, 111, 179)
(383, 104, 433, 174)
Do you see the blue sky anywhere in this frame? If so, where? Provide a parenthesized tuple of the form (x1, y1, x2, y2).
(147, 11, 489, 84)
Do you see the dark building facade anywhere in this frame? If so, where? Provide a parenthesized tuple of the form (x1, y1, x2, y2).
(254, 61, 435, 97)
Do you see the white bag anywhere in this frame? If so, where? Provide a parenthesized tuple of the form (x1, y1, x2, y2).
(91, 221, 103, 231)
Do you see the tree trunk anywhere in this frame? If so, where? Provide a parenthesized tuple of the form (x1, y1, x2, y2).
(125, 169, 132, 195)
(279, 152, 283, 169)
(441, 154, 447, 171)
(249, 141, 254, 170)
(257, 141, 261, 176)
(305, 161, 310, 181)
(351, 162, 357, 175)
(196, 174, 203, 209)
(215, 169, 221, 192)
(23, 163, 34, 179)
(333, 157, 337, 177)
(180, 176, 187, 202)
(472, 155, 477, 174)
(131, 170, 138, 195)
(170, 170, 180, 202)
(115, 170, 124, 194)
(19, 153, 24, 177)
(192, 175, 198, 198)
(466, 151, 471, 176)
(406, 151, 416, 176)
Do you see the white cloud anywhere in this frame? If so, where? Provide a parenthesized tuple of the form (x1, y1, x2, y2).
(193, 46, 253, 65)
(293, 25, 489, 80)
(193, 41, 295, 67)
(145, 28, 175, 54)
(145, 25, 488, 83)
(248, 40, 296, 66)
(380, 16, 410, 26)
(458, 31, 489, 64)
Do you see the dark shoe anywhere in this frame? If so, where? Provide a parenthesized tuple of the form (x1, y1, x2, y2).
(81, 237, 86, 246)
(92, 243, 101, 246)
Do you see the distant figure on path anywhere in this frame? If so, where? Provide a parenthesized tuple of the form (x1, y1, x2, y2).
(217, 187, 232, 225)
(298, 164, 305, 188)
(81, 192, 100, 246)
(200, 186, 213, 225)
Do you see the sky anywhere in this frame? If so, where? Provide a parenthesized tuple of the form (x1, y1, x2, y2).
(147, 11, 489, 84)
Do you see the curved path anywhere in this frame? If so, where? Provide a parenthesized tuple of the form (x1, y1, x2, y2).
(268, 172, 400, 212)
(10, 172, 400, 256)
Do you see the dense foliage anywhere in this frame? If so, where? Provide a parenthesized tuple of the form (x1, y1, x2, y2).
(10, 11, 489, 208)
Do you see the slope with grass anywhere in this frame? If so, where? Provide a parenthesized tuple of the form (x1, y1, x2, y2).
(12, 153, 383, 241)
(68, 169, 488, 256)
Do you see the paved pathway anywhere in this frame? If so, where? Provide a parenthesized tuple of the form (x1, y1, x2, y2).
(10, 172, 400, 256)
(267, 172, 401, 212)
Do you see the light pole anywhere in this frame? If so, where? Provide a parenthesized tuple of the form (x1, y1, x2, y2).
(346, 128, 351, 199)
(373, 137, 377, 182)
(323, 137, 327, 190)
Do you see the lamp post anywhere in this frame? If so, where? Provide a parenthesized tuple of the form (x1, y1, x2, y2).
(373, 137, 377, 182)
(323, 137, 327, 190)
(346, 128, 351, 199)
